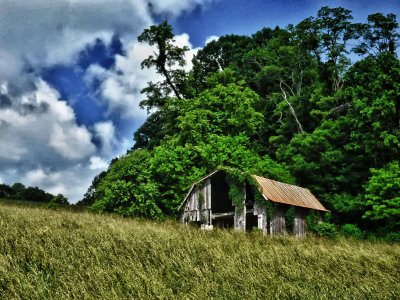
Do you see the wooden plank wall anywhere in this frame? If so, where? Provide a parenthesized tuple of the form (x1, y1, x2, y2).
(270, 204, 286, 234)
(293, 207, 308, 237)
(254, 201, 268, 234)
(181, 178, 213, 228)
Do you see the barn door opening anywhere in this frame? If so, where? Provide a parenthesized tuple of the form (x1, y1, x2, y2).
(211, 172, 235, 229)
(245, 184, 258, 231)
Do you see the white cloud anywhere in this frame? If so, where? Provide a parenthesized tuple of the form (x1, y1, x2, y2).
(0, 0, 216, 203)
(0, 140, 27, 162)
(0, 0, 153, 80)
(25, 169, 48, 185)
(173, 33, 201, 71)
(85, 42, 160, 119)
(93, 121, 117, 155)
(0, 49, 22, 80)
(0, 0, 215, 81)
(22, 166, 100, 202)
(89, 156, 109, 170)
(0, 81, 95, 164)
(49, 123, 95, 160)
(46, 184, 68, 197)
(0, 80, 96, 195)
(205, 35, 219, 45)
(150, 0, 214, 17)
(85, 33, 200, 122)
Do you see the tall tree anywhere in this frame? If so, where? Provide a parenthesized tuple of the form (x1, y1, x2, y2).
(138, 20, 189, 109)
(316, 7, 358, 92)
(134, 21, 191, 149)
(191, 35, 254, 92)
(354, 13, 400, 56)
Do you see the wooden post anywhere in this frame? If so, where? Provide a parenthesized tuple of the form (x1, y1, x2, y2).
(233, 184, 246, 231)
(205, 178, 212, 228)
(293, 207, 308, 237)
(254, 201, 268, 235)
(201, 179, 213, 230)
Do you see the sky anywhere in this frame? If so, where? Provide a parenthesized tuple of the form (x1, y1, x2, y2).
(0, 0, 399, 203)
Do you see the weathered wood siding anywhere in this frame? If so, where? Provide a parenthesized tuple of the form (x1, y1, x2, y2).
(181, 178, 213, 228)
(293, 207, 308, 237)
(233, 185, 246, 231)
(254, 201, 268, 234)
(234, 205, 246, 231)
(270, 204, 286, 235)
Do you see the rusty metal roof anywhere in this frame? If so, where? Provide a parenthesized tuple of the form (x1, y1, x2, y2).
(252, 175, 328, 211)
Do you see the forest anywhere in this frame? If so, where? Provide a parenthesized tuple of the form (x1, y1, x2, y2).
(80, 7, 400, 238)
(0, 182, 68, 205)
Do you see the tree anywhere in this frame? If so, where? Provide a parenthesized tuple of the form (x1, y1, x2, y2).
(176, 81, 263, 144)
(191, 34, 254, 92)
(314, 7, 363, 93)
(138, 20, 189, 108)
(11, 182, 26, 199)
(51, 194, 69, 205)
(22, 186, 53, 203)
(92, 150, 163, 219)
(354, 13, 399, 56)
(148, 134, 293, 213)
(77, 171, 107, 206)
(0, 184, 13, 198)
(89, 8, 400, 234)
(363, 161, 400, 228)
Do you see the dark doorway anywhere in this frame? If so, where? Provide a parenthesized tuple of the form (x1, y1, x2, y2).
(246, 212, 258, 231)
(211, 172, 234, 213)
(213, 215, 234, 229)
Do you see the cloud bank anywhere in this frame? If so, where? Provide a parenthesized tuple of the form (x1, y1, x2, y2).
(0, 0, 213, 202)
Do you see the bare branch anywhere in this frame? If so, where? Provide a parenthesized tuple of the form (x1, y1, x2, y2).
(280, 81, 304, 133)
(327, 102, 352, 116)
(280, 80, 295, 97)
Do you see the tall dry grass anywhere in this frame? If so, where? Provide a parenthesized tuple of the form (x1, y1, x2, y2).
(0, 201, 399, 299)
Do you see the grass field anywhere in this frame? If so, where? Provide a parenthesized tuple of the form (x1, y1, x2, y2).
(0, 200, 399, 299)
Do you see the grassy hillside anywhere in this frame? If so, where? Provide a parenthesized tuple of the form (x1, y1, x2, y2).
(0, 201, 399, 299)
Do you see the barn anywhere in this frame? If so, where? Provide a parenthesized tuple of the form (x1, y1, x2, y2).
(180, 170, 328, 237)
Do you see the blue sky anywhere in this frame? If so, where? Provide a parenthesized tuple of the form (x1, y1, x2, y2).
(172, 0, 400, 47)
(0, 0, 398, 202)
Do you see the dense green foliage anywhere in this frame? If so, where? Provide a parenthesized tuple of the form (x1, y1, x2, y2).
(87, 6, 400, 234)
(363, 161, 400, 226)
(341, 224, 364, 239)
(0, 182, 68, 204)
(0, 202, 399, 299)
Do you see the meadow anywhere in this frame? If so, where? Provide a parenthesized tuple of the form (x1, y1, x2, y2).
(0, 200, 399, 299)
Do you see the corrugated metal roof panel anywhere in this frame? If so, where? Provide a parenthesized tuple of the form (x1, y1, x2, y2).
(252, 175, 328, 211)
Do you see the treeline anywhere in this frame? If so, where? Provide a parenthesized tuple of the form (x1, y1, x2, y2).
(0, 182, 69, 205)
(81, 7, 399, 236)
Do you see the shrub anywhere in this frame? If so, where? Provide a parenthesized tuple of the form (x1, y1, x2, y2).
(341, 224, 364, 239)
(306, 210, 321, 232)
(51, 194, 69, 205)
(363, 161, 400, 224)
(313, 222, 339, 238)
(384, 232, 400, 243)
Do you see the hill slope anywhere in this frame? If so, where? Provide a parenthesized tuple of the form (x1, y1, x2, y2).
(0, 201, 399, 299)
